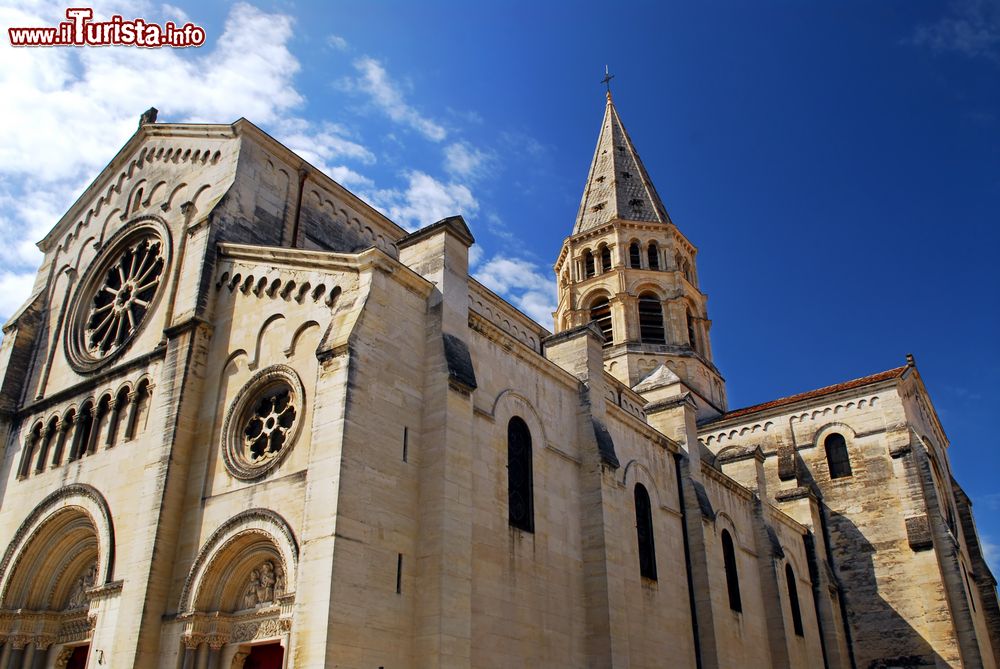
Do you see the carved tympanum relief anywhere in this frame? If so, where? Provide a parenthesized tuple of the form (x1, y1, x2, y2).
(240, 559, 286, 610)
(65, 563, 97, 611)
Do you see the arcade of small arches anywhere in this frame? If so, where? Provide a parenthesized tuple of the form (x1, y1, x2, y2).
(571, 239, 696, 284)
(17, 378, 154, 480)
(582, 290, 704, 353)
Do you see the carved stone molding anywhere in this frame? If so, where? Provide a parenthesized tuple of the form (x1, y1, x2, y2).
(178, 509, 298, 614)
(0, 484, 115, 606)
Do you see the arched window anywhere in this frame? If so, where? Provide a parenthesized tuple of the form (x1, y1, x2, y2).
(825, 433, 852, 479)
(647, 242, 660, 270)
(638, 293, 665, 345)
(722, 529, 742, 612)
(686, 309, 698, 352)
(634, 483, 657, 580)
(785, 563, 804, 636)
(590, 297, 613, 347)
(584, 251, 595, 278)
(629, 242, 642, 268)
(507, 417, 534, 532)
(70, 401, 95, 461)
(683, 259, 693, 283)
(600, 245, 612, 272)
(18, 424, 42, 478)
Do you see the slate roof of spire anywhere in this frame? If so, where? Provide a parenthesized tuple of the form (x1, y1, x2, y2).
(573, 93, 672, 234)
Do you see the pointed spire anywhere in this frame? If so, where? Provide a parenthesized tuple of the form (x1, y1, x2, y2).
(573, 95, 672, 234)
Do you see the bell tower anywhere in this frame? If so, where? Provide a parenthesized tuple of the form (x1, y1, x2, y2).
(553, 92, 726, 417)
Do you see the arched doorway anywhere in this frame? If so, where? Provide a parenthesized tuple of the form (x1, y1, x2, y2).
(177, 510, 297, 669)
(0, 485, 115, 667)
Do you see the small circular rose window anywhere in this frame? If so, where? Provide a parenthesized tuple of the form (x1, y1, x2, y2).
(66, 220, 170, 373)
(222, 365, 304, 480)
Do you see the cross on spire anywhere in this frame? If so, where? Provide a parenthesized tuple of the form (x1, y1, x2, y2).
(601, 65, 614, 97)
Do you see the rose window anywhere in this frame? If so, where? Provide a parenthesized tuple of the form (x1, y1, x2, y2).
(243, 388, 296, 463)
(85, 237, 164, 357)
(65, 221, 171, 373)
(222, 366, 305, 480)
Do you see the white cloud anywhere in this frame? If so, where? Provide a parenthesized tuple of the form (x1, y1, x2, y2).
(911, 0, 1000, 62)
(444, 141, 497, 181)
(468, 244, 484, 268)
(276, 118, 376, 183)
(347, 57, 447, 142)
(0, 272, 37, 320)
(474, 255, 557, 326)
(368, 171, 477, 231)
(0, 2, 382, 320)
(160, 3, 190, 24)
(327, 34, 349, 51)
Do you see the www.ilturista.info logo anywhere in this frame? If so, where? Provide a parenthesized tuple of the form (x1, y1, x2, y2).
(8, 8, 206, 47)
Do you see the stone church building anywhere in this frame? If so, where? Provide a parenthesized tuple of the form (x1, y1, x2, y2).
(0, 94, 997, 668)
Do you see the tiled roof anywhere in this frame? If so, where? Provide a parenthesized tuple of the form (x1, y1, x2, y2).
(708, 366, 908, 424)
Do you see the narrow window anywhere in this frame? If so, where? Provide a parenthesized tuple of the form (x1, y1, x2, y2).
(722, 530, 742, 612)
(964, 568, 977, 612)
(402, 427, 409, 462)
(635, 483, 657, 580)
(647, 242, 660, 270)
(584, 251, 595, 278)
(508, 417, 534, 532)
(600, 246, 612, 272)
(19, 425, 42, 478)
(629, 242, 641, 268)
(786, 563, 804, 636)
(638, 293, 665, 345)
(825, 433, 852, 479)
(396, 553, 403, 594)
(589, 297, 613, 347)
(70, 402, 94, 461)
(686, 309, 698, 352)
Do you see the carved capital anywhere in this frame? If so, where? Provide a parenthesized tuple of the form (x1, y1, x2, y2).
(207, 633, 228, 650)
(182, 634, 204, 650)
(8, 634, 29, 650)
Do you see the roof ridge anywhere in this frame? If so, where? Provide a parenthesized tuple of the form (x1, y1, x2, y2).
(706, 365, 908, 424)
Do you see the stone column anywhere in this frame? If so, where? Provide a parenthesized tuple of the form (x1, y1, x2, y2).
(179, 636, 200, 669)
(123, 390, 141, 440)
(29, 640, 53, 669)
(104, 397, 121, 448)
(4, 637, 26, 669)
(85, 404, 101, 455)
(51, 417, 71, 466)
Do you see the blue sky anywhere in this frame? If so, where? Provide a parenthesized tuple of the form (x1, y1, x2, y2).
(1, 1, 998, 566)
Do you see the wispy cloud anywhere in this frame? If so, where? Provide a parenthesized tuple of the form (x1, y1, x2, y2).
(910, 0, 1000, 62)
(474, 255, 556, 326)
(444, 141, 498, 181)
(345, 57, 448, 142)
(327, 34, 349, 51)
(368, 171, 478, 231)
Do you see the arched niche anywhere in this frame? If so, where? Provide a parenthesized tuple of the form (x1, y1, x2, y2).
(179, 509, 298, 615)
(0, 484, 115, 608)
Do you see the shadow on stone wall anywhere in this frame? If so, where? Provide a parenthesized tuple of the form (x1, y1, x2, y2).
(825, 508, 947, 669)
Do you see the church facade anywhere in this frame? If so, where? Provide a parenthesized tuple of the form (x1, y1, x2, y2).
(0, 95, 996, 668)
